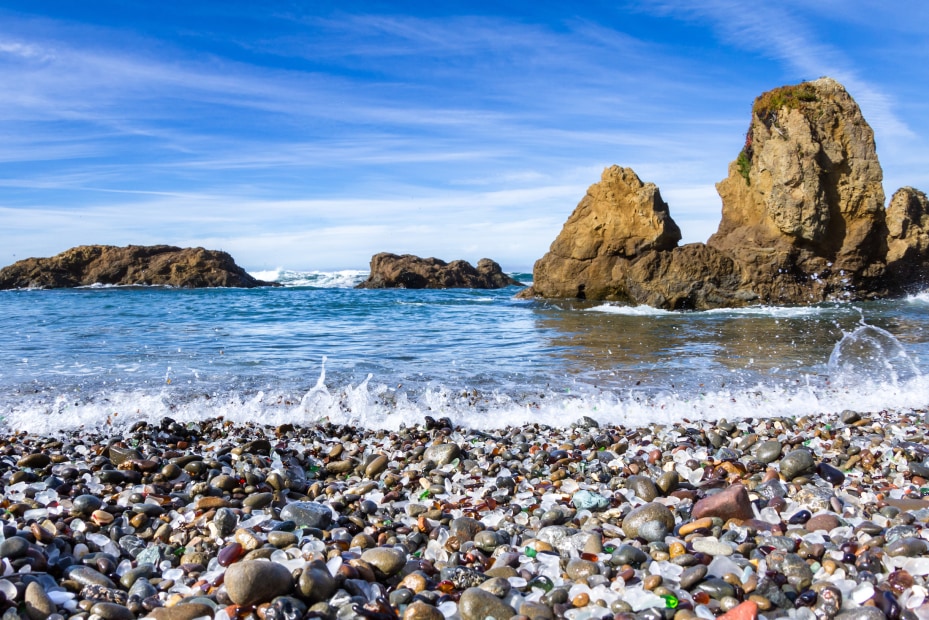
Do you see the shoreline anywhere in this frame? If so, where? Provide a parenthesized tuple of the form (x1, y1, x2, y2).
(0, 408, 926, 619)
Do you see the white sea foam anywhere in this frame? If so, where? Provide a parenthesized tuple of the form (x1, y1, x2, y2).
(588, 303, 829, 318)
(248, 269, 368, 288)
(586, 304, 673, 316)
(5, 364, 928, 436)
(908, 290, 929, 304)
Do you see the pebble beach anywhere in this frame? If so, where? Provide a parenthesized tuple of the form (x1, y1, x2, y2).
(1, 409, 929, 620)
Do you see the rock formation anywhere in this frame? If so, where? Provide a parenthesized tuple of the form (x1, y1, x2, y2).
(522, 78, 929, 309)
(885, 187, 929, 288)
(356, 253, 522, 289)
(0, 245, 275, 289)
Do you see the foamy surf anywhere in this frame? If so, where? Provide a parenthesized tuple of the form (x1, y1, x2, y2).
(248, 268, 369, 288)
(4, 368, 929, 435)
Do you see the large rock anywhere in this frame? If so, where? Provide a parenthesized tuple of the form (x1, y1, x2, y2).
(0, 245, 274, 289)
(522, 78, 929, 309)
(710, 77, 887, 301)
(356, 253, 522, 289)
(885, 187, 929, 288)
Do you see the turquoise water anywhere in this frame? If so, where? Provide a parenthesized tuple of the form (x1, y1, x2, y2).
(1, 272, 928, 433)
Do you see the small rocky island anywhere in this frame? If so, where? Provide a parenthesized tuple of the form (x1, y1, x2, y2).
(0, 245, 275, 289)
(520, 77, 929, 309)
(356, 253, 523, 289)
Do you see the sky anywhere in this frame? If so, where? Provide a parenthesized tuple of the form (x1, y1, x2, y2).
(1, 1, 927, 272)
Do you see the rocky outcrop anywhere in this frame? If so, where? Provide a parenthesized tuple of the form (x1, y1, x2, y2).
(709, 77, 888, 301)
(522, 167, 752, 308)
(885, 187, 929, 288)
(522, 78, 929, 309)
(356, 253, 522, 289)
(0, 245, 275, 289)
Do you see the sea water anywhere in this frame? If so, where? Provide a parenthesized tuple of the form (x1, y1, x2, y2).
(1, 271, 928, 434)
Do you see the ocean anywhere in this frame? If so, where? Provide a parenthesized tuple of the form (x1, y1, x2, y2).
(1, 269, 928, 435)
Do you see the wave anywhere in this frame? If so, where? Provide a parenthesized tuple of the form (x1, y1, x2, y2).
(6, 361, 927, 436)
(587, 304, 673, 316)
(250, 269, 530, 289)
(587, 303, 832, 318)
(249, 269, 369, 288)
(907, 290, 929, 304)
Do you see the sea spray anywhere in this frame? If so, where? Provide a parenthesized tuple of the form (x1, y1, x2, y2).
(828, 323, 921, 387)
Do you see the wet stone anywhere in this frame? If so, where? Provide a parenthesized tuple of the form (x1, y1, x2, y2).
(268, 530, 298, 548)
(817, 462, 846, 486)
(885, 537, 929, 557)
(779, 449, 816, 480)
(754, 440, 783, 464)
(694, 578, 736, 600)
(679, 565, 708, 589)
(611, 544, 649, 567)
(67, 565, 117, 589)
(90, 602, 134, 620)
(224, 559, 294, 606)
(72, 494, 104, 515)
(478, 576, 511, 598)
(692, 484, 754, 522)
(119, 564, 154, 589)
(622, 502, 675, 541)
(449, 516, 484, 542)
(0, 536, 29, 559)
(24, 581, 57, 620)
(279, 501, 332, 529)
(360, 547, 407, 577)
(17, 453, 51, 469)
(656, 471, 679, 494)
(473, 530, 499, 553)
(565, 558, 599, 581)
(457, 587, 516, 620)
(298, 560, 337, 603)
(242, 492, 273, 509)
(626, 475, 660, 502)
(402, 600, 444, 620)
(805, 513, 841, 532)
(423, 443, 460, 466)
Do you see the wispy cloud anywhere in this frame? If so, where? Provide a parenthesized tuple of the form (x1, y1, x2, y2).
(0, 4, 926, 270)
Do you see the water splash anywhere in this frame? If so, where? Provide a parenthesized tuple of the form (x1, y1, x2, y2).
(828, 324, 920, 387)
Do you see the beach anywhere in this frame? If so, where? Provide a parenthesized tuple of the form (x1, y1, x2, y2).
(0, 407, 926, 619)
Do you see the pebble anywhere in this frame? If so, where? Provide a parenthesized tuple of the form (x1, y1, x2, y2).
(0, 411, 922, 620)
(691, 483, 754, 521)
(779, 448, 816, 480)
(224, 559, 294, 606)
(360, 546, 407, 576)
(457, 586, 517, 620)
(622, 502, 675, 541)
(24, 582, 57, 620)
(278, 500, 332, 529)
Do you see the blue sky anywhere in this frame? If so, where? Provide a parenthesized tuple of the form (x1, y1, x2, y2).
(1, 1, 927, 272)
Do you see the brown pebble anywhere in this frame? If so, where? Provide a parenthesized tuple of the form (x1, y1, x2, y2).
(748, 594, 772, 611)
(679, 517, 714, 536)
(643, 574, 662, 590)
(572, 592, 590, 607)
